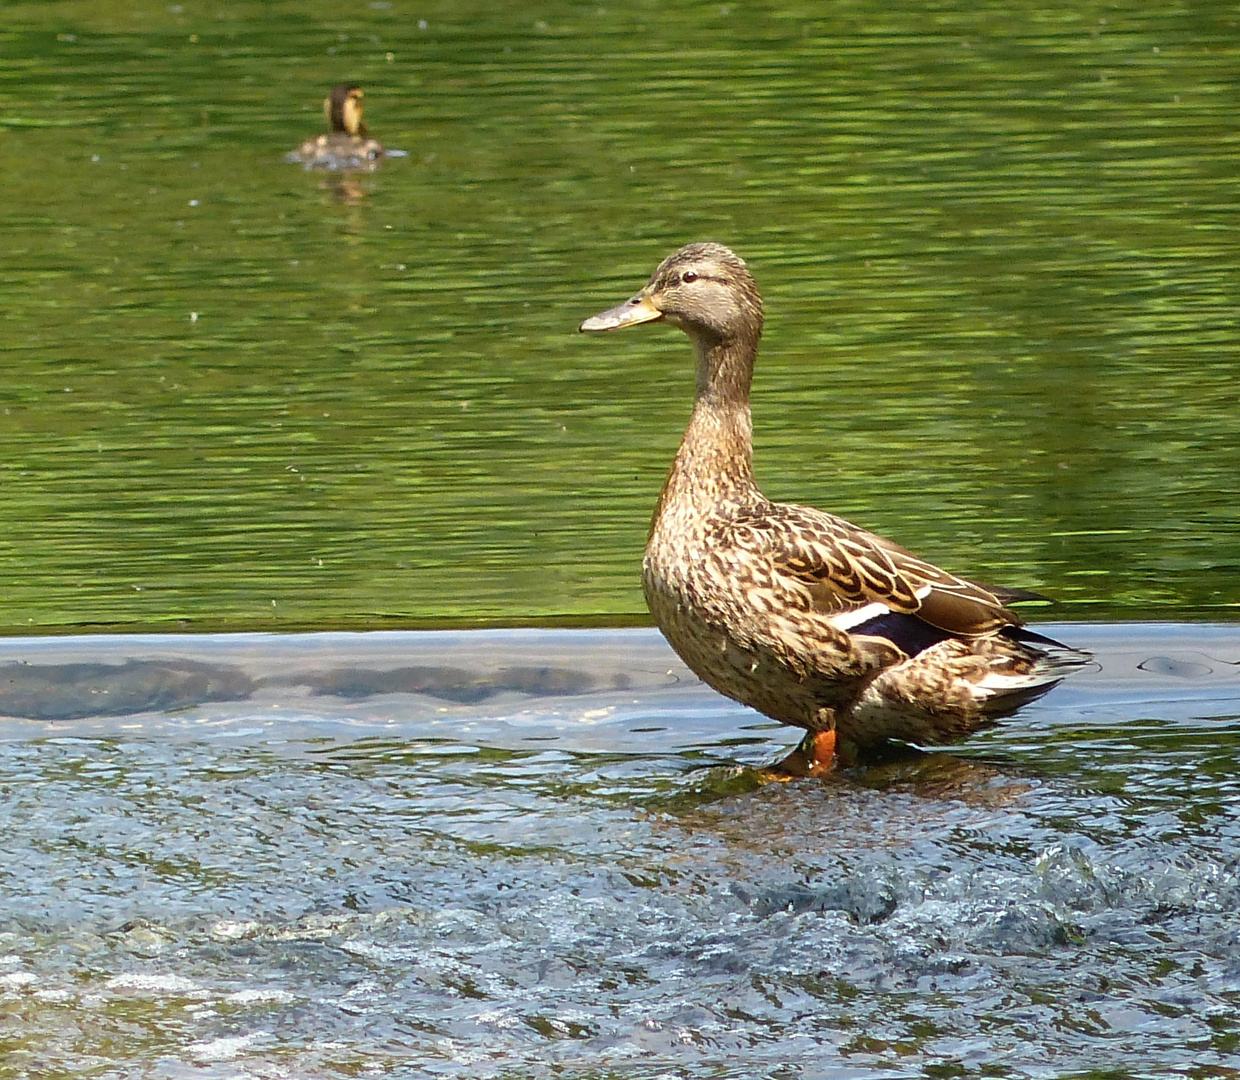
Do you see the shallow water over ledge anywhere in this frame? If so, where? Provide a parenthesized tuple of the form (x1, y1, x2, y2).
(2, 624, 1240, 1078)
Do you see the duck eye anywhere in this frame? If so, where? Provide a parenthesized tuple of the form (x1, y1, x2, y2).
(681, 270, 698, 283)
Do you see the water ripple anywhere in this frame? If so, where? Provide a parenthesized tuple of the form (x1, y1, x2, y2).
(1, 627, 1239, 1074)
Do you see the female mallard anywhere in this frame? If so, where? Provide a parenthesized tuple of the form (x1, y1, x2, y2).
(580, 242, 1086, 773)
(286, 83, 385, 171)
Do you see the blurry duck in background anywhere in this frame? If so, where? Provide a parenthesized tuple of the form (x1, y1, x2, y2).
(580, 242, 1089, 774)
(286, 83, 394, 172)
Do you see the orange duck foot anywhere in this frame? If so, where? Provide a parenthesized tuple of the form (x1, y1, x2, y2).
(767, 729, 838, 779)
(805, 730, 837, 776)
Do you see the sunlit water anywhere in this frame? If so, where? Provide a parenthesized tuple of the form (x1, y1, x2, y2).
(3, 3, 1239, 1073)
(3, 625, 1240, 1077)
(2, 1, 1238, 630)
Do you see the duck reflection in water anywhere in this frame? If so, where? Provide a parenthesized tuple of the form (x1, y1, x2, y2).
(581, 242, 1089, 775)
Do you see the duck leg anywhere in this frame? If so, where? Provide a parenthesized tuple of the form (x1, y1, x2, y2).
(768, 726, 838, 778)
(802, 706, 839, 774)
(804, 729, 837, 776)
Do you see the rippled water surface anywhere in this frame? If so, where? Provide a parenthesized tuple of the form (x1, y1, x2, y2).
(3, 625, 1240, 1077)
(2, 0, 1238, 630)
(3, 5, 1239, 1073)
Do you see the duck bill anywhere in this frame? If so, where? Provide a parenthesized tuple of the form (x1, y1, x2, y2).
(579, 293, 663, 332)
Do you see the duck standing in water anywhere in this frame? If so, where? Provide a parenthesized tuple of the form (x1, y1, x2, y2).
(580, 242, 1087, 773)
(286, 83, 386, 171)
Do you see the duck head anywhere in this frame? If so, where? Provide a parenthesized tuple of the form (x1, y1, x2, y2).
(324, 83, 368, 136)
(580, 242, 764, 349)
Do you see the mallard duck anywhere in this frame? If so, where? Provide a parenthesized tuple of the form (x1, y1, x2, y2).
(286, 83, 386, 171)
(580, 242, 1087, 773)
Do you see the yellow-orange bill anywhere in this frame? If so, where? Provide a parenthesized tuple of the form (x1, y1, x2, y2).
(579, 293, 663, 332)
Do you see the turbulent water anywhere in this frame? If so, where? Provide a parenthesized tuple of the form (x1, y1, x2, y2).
(3, 1, 1238, 1074)
(2, 625, 1239, 1077)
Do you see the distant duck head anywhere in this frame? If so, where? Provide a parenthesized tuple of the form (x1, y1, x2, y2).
(325, 83, 368, 137)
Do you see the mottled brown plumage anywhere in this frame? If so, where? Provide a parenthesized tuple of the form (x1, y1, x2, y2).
(580, 242, 1087, 768)
(286, 83, 386, 171)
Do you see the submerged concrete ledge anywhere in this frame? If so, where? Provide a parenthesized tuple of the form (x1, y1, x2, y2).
(0, 624, 1236, 748)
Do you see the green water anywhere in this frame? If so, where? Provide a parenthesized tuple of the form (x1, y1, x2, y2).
(2, 0, 1237, 631)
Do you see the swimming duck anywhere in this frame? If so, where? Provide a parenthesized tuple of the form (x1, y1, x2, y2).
(580, 242, 1087, 773)
(286, 83, 386, 171)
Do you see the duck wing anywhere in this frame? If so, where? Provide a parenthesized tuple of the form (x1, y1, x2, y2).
(727, 501, 1020, 639)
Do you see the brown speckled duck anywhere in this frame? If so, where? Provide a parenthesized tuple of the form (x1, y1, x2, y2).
(580, 242, 1087, 773)
(286, 83, 386, 171)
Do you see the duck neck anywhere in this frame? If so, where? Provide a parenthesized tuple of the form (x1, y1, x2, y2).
(669, 333, 758, 498)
